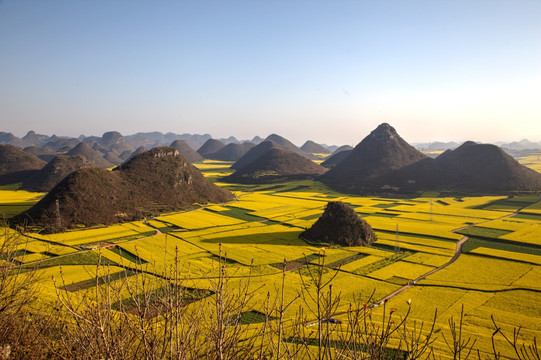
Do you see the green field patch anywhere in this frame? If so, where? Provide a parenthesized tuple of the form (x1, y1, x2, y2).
(0, 204, 35, 218)
(62, 269, 136, 292)
(112, 285, 213, 317)
(455, 226, 513, 239)
(0, 248, 30, 261)
(325, 253, 365, 269)
(78, 231, 157, 248)
(300, 213, 323, 221)
(107, 246, 148, 264)
(270, 253, 321, 270)
(370, 212, 399, 218)
(235, 310, 273, 325)
(373, 203, 401, 209)
(340, 254, 384, 272)
(32, 250, 118, 269)
(209, 253, 239, 264)
(375, 229, 457, 243)
(145, 219, 181, 232)
(296, 264, 332, 277)
(462, 236, 541, 256)
(474, 197, 537, 211)
(386, 276, 411, 286)
(513, 212, 541, 220)
(253, 184, 288, 192)
(274, 185, 310, 193)
(353, 251, 413, 276)
(218, 206, 266, 222)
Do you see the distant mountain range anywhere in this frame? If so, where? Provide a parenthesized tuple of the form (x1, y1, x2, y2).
(414, 139, 541, 157)
(2, 126, 541, 197)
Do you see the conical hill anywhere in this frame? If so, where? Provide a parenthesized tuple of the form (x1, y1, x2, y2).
(0, 144, 46, 184)
(320, 123, 427, 192)
(67, 142, 113, 168)
(225, 146, 327, 183)
(11, 147, 234, 232)
(170, 140, 204, 163)
(300, 201, 376, 247)
(21, 155, 93, 192)
(198, 139, 226, 158)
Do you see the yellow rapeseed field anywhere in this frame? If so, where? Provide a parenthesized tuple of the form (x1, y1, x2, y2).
(3, 174, 540, 359)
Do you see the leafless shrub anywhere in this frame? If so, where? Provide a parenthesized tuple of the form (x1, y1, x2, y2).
(490, 315, 540, 360)
(0, 225, 45, 358)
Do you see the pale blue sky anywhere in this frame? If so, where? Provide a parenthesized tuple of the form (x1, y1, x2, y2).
(1, 0, 540, 146)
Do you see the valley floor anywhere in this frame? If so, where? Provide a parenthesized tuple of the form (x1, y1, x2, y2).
(1, 161, 540, 359)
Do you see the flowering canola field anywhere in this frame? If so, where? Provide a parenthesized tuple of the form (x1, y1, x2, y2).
(1, 161, 540, 358)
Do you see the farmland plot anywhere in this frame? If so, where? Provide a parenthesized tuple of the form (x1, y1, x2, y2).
(3, 172, 541, 358)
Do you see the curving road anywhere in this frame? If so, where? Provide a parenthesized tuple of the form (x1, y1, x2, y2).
(375, 235, 469, 305)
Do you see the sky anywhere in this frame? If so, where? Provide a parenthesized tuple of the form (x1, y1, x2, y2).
(0, 0, 540, 147)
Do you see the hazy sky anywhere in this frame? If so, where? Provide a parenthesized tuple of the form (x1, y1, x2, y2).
(1, 1, 540, 146)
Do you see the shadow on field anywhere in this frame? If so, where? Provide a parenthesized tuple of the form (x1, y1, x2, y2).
(198, 230, 309, 246)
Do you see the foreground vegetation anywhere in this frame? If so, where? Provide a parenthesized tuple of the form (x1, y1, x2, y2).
(1, 161, 540, 358)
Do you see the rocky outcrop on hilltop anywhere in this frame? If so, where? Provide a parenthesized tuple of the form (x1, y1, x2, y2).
(300, 201, 376, 246)
(11, 147, 234, 232)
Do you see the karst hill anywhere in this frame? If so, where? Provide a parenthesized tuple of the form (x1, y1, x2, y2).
(0, 144, 46, 184)
(320, 123, 428, 191)
(320, 123, 541, 194)
(301, 201, 377, 247)
(23, 146, 57, 162)
(11, 147, 234, 232)
(21, 155, 92, 192)
(300, 140, 331, 154)
(170, 140, 204, 163)
(197, 139, 226, 157)
(432, 141, 541, 192)
(265, 134, 317, 160)
(67, 142, 114, 168)
(225, 141, 327, 183)
(202, 142, 255, 161)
